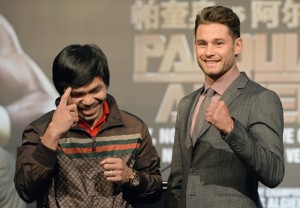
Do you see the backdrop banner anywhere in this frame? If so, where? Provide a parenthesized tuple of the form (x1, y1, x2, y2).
(1, 1, 300, 207)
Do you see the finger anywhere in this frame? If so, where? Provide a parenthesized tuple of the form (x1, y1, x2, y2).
(102, 157, 120, 164)
(71, 121, 78, 127)
(105, 170, 115, 177)
(59, 87, 72, 107)
(68, 104, 78, 112)
(101, 158, 123, 171)
(102, 163, 118, 171)
(217, 100, 226, 106)
(100, 158, 107, 165)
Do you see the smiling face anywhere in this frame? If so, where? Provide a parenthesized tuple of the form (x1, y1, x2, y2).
(195, 23, 242, 85)
(69, 77, 107, 127)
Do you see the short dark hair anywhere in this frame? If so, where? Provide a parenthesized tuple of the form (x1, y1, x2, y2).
(52, 44, 110, 95)
(194, 6, 240, 39)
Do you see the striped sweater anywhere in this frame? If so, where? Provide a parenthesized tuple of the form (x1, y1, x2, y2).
(14, 94, 162, 208)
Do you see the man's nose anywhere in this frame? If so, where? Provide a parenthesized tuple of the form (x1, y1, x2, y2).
(205, 44, 215, 56)
(81, 94, 94, 105)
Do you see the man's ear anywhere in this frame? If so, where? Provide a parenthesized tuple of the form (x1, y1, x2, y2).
(234, 37, 243, 56)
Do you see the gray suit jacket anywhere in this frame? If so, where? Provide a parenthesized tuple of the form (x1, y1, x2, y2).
(166, 72, 284, 208)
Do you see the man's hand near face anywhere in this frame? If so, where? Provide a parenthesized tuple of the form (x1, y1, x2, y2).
(42, 87, 79, 150)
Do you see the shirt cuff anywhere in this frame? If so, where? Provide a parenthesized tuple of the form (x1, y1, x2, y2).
(0, 105, 11, 147)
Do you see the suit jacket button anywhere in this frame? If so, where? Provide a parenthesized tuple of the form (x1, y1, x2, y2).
(191, 167, 196, 172)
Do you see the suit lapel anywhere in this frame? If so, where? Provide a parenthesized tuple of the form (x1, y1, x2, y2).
(181, 88, 203, 165)
(197, 120, 211, 138)
(221, 72, 249, 106)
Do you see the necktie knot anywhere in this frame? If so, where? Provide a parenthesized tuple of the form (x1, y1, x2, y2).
(205, 87, 215, 98)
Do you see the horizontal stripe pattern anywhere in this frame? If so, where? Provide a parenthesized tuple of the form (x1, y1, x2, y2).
(58, 134, 141, 159)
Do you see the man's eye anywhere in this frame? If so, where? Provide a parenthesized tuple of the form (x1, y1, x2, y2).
(71, 94, 82, 98)
(197, 42, 206, 47)
(92, 89, 100, 94)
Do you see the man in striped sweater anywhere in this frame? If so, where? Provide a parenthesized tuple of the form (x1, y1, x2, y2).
(14, 44, 162, 208)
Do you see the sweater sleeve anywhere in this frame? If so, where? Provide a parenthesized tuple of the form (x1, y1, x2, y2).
(123, 123, 162, 204)
(14, 125, 57, 203)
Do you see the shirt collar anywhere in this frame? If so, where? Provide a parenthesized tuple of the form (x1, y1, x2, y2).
(205, 65, 240, 96)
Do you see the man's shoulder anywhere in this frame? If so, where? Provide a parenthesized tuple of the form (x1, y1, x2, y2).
(119, 110, 146, 125)
(246, 79, 274, 94)
(28, 110, 55, 128)
(179, 89, 200, 105)
(238, 72, 271, 94)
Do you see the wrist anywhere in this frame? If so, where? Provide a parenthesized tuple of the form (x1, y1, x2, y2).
(129, 170, 140, 187)
(41, 124, 61, 150)
(227, 118, 235, 133)
(220, 118, 235, 139)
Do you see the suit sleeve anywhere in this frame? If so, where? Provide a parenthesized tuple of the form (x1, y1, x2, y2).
(224, 89, 284, 188)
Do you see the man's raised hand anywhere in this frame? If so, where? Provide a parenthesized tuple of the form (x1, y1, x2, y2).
(42, 87, 79, 150)
(54, 87, 79, 131)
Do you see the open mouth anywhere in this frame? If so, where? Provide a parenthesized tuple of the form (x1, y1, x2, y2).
(204, 59, 220, 67)
(81, 105, 98, 116)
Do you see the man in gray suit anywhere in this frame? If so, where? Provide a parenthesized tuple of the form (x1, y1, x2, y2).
(166, 6, 284, 208)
